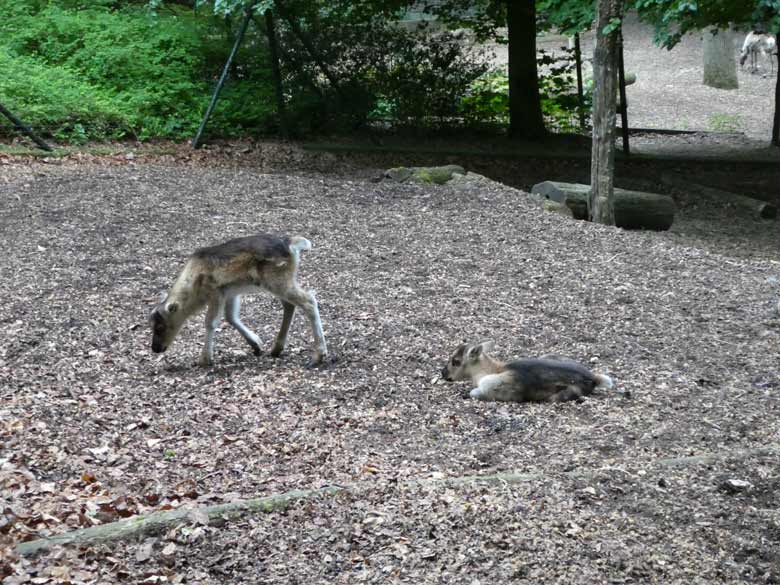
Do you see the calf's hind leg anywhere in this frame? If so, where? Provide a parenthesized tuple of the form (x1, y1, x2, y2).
(546, 385, 585, 403)
(272, 284, 328, 367)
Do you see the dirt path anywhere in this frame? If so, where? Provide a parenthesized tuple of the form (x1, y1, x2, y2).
(555, 12, 778, 143)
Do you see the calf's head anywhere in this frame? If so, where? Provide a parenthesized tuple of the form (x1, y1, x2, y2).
(149, 298, 186, 354)
(441, 341, 493, 382)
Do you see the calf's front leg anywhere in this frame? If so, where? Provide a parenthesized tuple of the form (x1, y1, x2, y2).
(200, 297, 224, 367)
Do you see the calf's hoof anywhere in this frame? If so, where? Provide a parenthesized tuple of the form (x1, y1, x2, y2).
(304, 354, 328, 369)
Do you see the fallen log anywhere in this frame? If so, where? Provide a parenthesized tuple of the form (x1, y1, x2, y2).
(531, 181, 676, 231)
(661, 173, 777, 220)
(15, 444, 780, 557)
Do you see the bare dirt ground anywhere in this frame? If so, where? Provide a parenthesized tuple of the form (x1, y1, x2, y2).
(619, 15, 776, 142)
(1, 145, 779, 583)
(534, 13, 780, 158)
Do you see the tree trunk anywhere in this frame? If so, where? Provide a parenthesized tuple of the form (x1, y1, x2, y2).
(589, 0, 624, 225)
(702, 27, 738, 89)
(507, 1, 546, 139)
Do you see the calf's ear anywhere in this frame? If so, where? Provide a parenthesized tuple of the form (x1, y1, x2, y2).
(479, 340, 495, 353)
(469, 340, 494, 359)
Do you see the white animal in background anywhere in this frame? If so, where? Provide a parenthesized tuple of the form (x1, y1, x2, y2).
(740, 31, 777, 75)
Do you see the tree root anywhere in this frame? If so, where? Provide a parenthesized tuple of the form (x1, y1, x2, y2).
(16, 444, 780, 557)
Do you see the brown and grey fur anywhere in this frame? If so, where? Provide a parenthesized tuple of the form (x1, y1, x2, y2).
(149, 234, 327, 367)
(441, 342, 614, 403)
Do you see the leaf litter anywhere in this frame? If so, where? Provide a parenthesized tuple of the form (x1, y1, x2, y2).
(1, 144, 779, 583)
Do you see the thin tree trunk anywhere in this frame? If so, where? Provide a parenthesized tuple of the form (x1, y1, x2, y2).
(617, 31, 630, 154)
(507, 1, 546, 139)
(773, 36, 780, 146)
(574, 33, 586, 132)
(263, 9, 288, 136)
(589, 0, 624, 225)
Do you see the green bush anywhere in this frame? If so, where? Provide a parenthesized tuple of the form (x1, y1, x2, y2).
(537, 48, 588, 133)
(461, 48, 589, 133)
(0, 48, 124, 142)
(276, 19, 491, 132)
(460, 70, 510, 124)
(0, 1, 276, 141)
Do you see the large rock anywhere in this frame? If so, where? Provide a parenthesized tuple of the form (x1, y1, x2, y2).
(383, 165, 466, 185)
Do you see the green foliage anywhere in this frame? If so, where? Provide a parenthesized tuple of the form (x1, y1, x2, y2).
(601, 17, 623, 36)
(633, 0, 777, 48)
(537, 48, 588, 132)
(460, 71, 509, 123)
(462, 48, 587, 133)
(537, 0, 594, 35)
(186, 0, 413, 19)
(274, 14, 490, 132)
(537, 0, 779, 48)
(754, 0, 780, 31)
(421, 0, 506, 41)
(0, 1, 276, 141)
(372, 29, 491, 126)
(0, 48, 123, 142)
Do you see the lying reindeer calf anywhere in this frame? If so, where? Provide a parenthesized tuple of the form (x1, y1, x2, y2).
(149, 234, 327, 367)
(441, 341, 613, 402)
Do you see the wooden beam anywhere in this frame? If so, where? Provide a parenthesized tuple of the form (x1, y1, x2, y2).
(574, 33, 587, 132)
(617, 29, 630, 155)
(0, 102, 53, 152)
(192, 7, 254, 149)
(263, 9, 288, 136)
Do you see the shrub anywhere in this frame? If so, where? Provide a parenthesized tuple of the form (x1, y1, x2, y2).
(0, 48, 124, 142)
(461, 48, 589, 133)
(0, 1, 276, 141)
(276, 18, 491, 132)
(537, 48, 589, 133)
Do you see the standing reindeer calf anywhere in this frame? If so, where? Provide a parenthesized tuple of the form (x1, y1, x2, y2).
(441, 342, 614, 403)
(149, 234, 328, 367)
(740, 31, 777, 74)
